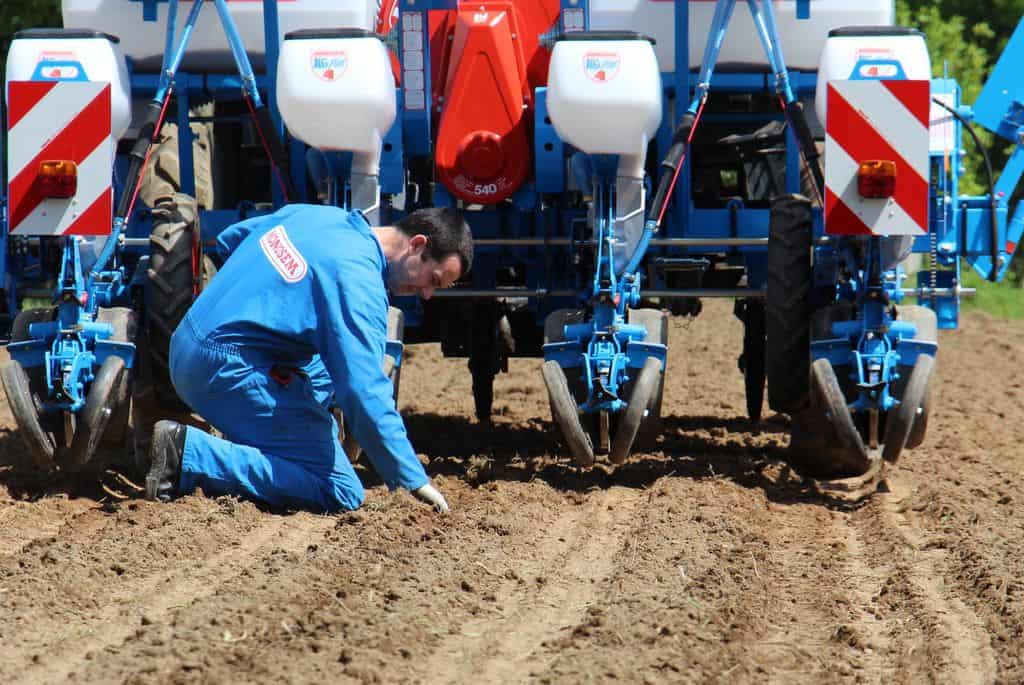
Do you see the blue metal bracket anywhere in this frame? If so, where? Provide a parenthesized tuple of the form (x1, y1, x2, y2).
(974, 17, 1024, 142)
(917, 270, 961, 330)
(385, 339, 404, 370)
(399, 1, 433, 158)
(139, 0, 159, 22)
(534, 88, 565, 194)
(690, 0, 797, 114)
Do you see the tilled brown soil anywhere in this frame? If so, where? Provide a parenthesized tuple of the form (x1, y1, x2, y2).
(1, 300, 1022, 684)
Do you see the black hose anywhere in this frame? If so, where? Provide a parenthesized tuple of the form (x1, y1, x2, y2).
(117, 101, 165, 218)
(649, 141, 685, 222)
(932, 97, 1000, 281)
(783, 100, 824, 200)
(648, 112, 695, 225)
(251, 102, 298, 201)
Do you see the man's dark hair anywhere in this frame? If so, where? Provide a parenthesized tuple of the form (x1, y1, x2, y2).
(395, 207, 473, 275)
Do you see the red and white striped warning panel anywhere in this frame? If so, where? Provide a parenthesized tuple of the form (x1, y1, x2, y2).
(7, 81, 113, 236)
(825, 79, 930, 236)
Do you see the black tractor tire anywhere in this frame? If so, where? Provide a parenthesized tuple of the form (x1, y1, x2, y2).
(766, 194, 813, 414)
(146, 193, 213, 411)
(138, 101, 215, 211)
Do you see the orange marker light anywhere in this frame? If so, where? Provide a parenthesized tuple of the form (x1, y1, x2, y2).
(37, 160, 78, 199)
(857, 160, 896, 199)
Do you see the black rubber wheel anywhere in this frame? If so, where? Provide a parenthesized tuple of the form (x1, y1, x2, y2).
(626, 308, 668, 448)
(609, 357, 661, 465)
(882, 353, 934, 463)
(739, 299, 766, 423)
(146, 194, 212, 410)
(6, 308, 63, 466)
(543, 308, 585, 345)
(0, 360, 55, 468)
(96, 307, 138, 448)
(766, 195, 813, 414)
(66, 356, 126, 467)
(811, 358, 870, 475)
(542, 360, 594, 466)
(905, 370, 933, 450)
(10, 307, 55, 342)
(896, 305, 937, 450)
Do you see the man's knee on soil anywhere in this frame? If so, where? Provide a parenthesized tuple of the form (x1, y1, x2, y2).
(326, 476, 365, 512)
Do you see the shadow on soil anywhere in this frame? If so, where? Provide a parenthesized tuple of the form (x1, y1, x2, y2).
(407, 411, 864, 507)
(0, 427, 147, 505)
(2, 411, 865, 510)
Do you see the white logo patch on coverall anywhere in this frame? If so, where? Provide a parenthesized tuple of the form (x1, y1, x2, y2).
(259, 225, 308, 283)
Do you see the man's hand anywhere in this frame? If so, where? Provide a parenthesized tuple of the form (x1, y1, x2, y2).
(413, 483, 449, 513)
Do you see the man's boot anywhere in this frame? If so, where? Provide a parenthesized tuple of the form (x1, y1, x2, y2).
(146, 420, 186, 502)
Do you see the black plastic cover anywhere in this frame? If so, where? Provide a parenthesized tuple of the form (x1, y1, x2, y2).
(554, 30, 656, 45)
(828, 26, 923, 38)
(284, 28, 382, 41)
(14, 28, 120, 43)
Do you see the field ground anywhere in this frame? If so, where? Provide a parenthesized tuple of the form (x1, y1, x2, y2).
(1, 300, 1022, 684)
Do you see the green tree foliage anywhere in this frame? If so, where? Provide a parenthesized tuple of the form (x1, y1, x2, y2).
(898, 1, 1002, 198)
(899, 1, 1024, 285)
(0, 1, 62, 78)
(897, 1, 993, 103)
(915, 0, 1024, 54)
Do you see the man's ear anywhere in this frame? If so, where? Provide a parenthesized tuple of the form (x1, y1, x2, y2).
(409, 234, 429, 256)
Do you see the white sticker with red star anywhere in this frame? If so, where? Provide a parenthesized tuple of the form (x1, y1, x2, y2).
(311, 51, 348, 82)
(584, 52, 620, 82)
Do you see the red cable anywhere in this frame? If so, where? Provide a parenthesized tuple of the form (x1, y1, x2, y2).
(244, 94, 291, 203)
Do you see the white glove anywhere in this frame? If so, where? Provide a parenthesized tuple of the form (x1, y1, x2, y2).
(413, 482, 450, 513)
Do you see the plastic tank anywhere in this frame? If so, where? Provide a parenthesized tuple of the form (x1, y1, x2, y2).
(814, 26, 931, 123)
(588, 0, 895, 73)
(546, 33, 662, 171)
(277, 29, 396, 172)
(61, 0, 379, 73)
(5, 29, 131, 140)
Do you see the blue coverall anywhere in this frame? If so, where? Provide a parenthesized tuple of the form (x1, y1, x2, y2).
(168, 204, 429, 512)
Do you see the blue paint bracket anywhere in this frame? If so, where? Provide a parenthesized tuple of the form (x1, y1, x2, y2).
(974, 17, 1024, 142)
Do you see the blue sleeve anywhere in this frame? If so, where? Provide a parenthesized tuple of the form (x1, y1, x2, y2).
(312, 251, 429, 492)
